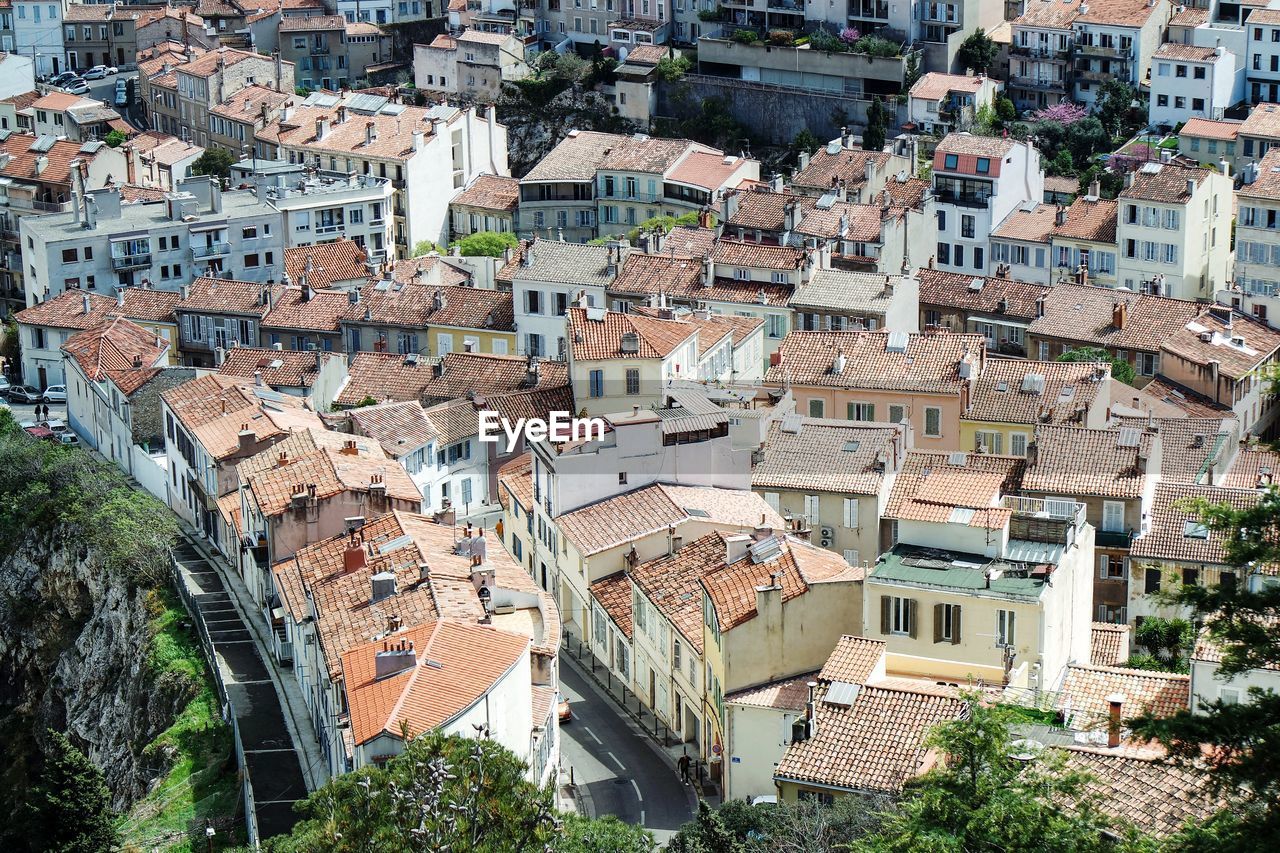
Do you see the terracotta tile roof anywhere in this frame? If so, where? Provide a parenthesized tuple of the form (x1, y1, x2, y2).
(1119, 376, 1232, 420)
(1191, 622, 1280, 670)
(1250, 7, 1280, 23)
(386, 256, 471, 288)
(1029, 283, 1202, 353)
(891, 468, 1010, 529)
(664, 225, 718, 258)
(1050, 197, 1118, 244)
(1137, 416, 1236, 484)
(1057, 664, 1190, 731)
(702, 533, 856, 632)
(1129, 483, 1259, 564)
(177, 276, 277, 317)
(818, 635, 886, 684)
(176, 46, 265, 79)
(1162, 310, 1280, 380)
(624, 44, 670, 66)
(885, 449, 1024, 521)
(279, 13, 345, 29)
(1023, 425, 1153, 499)
(346, 281, 512, 332)
(285, 240, 371, 290)
(568, 306, 697, 361)
(497, 239, 624, 288)
(31, 91, 84, 111)
(916, 268, 1047, 321)
(935, 133, 1015, 159)
(343, 619, 530, 747)
(1221, 447, 1280, 490)
(1013, 0, 1081, 28)
(629, 306, 759, 352)
(235, 428, 383, 479)
(522, 130, 623, 183)
(752, 418, 899, 494)
(451, 173, 519, 211)
(335, 351, 567, 407)
(555, 484, 783, 557)
(1075, 0, 1163, 27)
(61, 317, 169, 383)
(1091, 623, 1131, 667)
(16, 289, 179, 330)
(210, 84, 292, 120)
(597, 135, 692, 174)
(262, 102, 436, 160)
(1043, 175, 1079, 196)
(423, 398, 481, 446)
(711, 239, 804, 270)
(667, 151, 750, 191)
(110, 182, 168, 203)
(0, 91, 39, 111)
(791, 149, 892, 194)
(885, 176, 929, 210)
(774, 682, 967, 793)
(64, 4, 113, 21)
(349, 400, 437, 457)
(245, 444, 420, 516)
(163, 375, 322, 460)
(1237, 147, 1280, 200)
(262, 287, 351, 333)
(1119, 161, 1209, 203)
(798, 201, 883, 243)
(965, 359, 1106, 426)
(725, 671, 817, 711)
(611, 252, 703, 296)
(589, 571, 634, 639)
(910, 72, 986, 101)
(485, 382, 577, 428)
(1168, 6, 1210, 26)
(630, 533, 733, 652)
(218, 347, 334, 388)
(766, 330, 984, 394)
(1153, 43, 1220, 62)
(992, 203, 1057, 243)
(497, 452, 533, 511)
(1063, 747, 1223, 839)
(726, 190, 813, 232)
(0, 132, 114, 187)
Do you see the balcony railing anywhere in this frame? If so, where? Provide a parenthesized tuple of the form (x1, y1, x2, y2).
(315, 223, 344, 235)
(933, 191, 991, 208)
(1076, 43, 1130, 60)
(32, 199, 71, 212)
(312, 45, 330, 55)
(192, 242, 231, 259)
(111, 252, 151, 270)
(601, 190, 662, 203)
(767, 0, 803, 10)
(1010, 44, 1070, 59)
(1009, 75, 1068, 92)
(1002, 494, 1086, 527)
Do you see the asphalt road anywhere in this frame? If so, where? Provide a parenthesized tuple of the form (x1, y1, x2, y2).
(5, 400, 67, 425)
(559, 661, 694, 842)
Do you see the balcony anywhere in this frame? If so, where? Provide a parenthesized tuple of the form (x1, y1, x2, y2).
(767, 0, 802, 10)
(1009, 74, 1068, 93)
(32, 199, 71, 212)
(111, 252, 151, 270)
(315, 223, 344, 235)
(1075, 66, 1117, 83)
(933, 191, 991, 209)
(1010, 44, 1070, 60)
(192, 242, 231, 259)
(601, 190, 662, 203)
(1095, 529, 1134, 549)
(1076, 43, 1130, 60)
(1003, 494, 1086, 525)
(312, 45, 330, 55)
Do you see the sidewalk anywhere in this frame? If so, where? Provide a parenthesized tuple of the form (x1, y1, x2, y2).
(562, 636, 720, 807)
(176, 523, 327, 794)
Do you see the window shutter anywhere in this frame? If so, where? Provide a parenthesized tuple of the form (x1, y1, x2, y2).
(952, 606, 961, 645)
(880, 595, 890, 635)
(843, 498, 858, 529)
(908, 599, 919, 639)
(764, 492, 780, 512)
(1098, 554, 1109, 579)
(181, 314, 191, 341)
(933, 603, 943, 644)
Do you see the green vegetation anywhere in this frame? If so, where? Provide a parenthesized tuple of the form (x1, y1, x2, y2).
(1095, 80, 1140, 139)
(351, 395, 380, 408)
(411, 239, 443, 257)
(13, 730, 119, 853)
(1057, 345, 1136, 386)
(809, 27, 900, 56)
(190, 147, 237, 182)
(2, 315, 19, 376)
(1125, 616, 1194, 674)
(451, 231, 519, 257)
(956, 29, 999, 75)
(653, 95, 749, 152)
(592, 210, 709, 244)
(863, 97, 888, 152)
(670, 796, 892, 852)
(105, 129, 126, 148)
(731, 29, 759, 44)
(265, 732, 654, 852)
(655, 54, 692, 83)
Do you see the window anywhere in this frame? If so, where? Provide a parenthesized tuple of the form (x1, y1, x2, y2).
(847, 402, 875, 421)
(1098, 553, 1125, 579)
(961, 215, 975, 239)
(976, 157, 990, 174)
(996, 609, 1015, 646)
(888, 404, 905, 424)
(934, 603, 960, 644)
(883, 595, 916, 637)
(1194, 66, 1206, 80)
(924, 407, 942, 437)
(973, 247, 984, 270)
(842, 498, 859, 529)
(1010, 433, 1028, 456)
(1220, 688, 1241, 705)
(936, 242, 950, 265)
(1102, 500, 1125, 533)
(625, 368, 640, 395)
(944, 153, 958, 170)
(808, 398, 824, 418)
(588, 369, 604, 398)
(1182, 567, 1200, 587)
(974, 430, 1002, 454)
(61, 248, 77, 263)
(1144, 567, 1162, 594)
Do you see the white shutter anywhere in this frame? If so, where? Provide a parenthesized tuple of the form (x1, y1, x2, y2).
(843, 548, 860, 566)
(180, 314, 191, 341)
(1098, 554, 1110, 579)
(843, 497, 859, 529)
(763, 491, 780, 512)
(1103, 501, 1125, 533)
(804, 494, 820, 525)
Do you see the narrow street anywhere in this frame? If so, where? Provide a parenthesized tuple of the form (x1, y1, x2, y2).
(559, 660, 695, 843)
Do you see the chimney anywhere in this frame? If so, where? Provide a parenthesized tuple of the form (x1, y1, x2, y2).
(371, 570, 397, 603)
(798, 149, 810, 170)
(804, 681, 819, 740)
(374, 642, 417, 679)
(412, 129, 424, 152)
(1112, 300, 1127, 329)
(82, 293, 91, 315)
(316, 115, 329, 140)
(341, 439, 359, 456)
(343, 536, 367, 573)
(1185, 178, 1196, 197)
(365, 121, 377, 147)
(237, 423, 255, 453)
(833, 348, 846, 375)
(1055, 204, 1067, 227)
(726, 534, 752, 564)
(274, 49, 282, 91)
(1035, 294, 1046, 319)
(1088, 179, 1101, 199)
(115, 287, 125, 307)
(1106, 692, 1125, 748)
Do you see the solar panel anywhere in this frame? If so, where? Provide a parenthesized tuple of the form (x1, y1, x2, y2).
(824, 681, 861, 707)
(1116, 427, 1141, 448)
(345, 93, 387, 113)
(886, 330, 909, 353)
(28, 135, 57, 153)
(377, 534, 414, 554)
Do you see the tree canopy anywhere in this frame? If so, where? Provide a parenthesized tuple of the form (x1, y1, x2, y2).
(453, 231, 519, 257)
(863, 97, 888, 152)
(1057, 345, 1136, 385)
(13, 730, 118, 853)
(190, 147, 236, 180)
(956, 30, 999, 75)
(267, 732, 654, 852)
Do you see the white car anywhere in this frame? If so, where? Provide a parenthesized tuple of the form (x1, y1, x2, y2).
(62, 80, 90, 95)
(42, 384, 67, 402)
(82, 65, 117, 80)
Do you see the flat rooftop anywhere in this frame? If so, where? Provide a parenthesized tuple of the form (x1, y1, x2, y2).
(870, 543, 1061, 600)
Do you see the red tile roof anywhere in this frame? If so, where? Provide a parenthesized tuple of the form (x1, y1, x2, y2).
(766, 330, 984, 394)
(61, 317, 169, 382)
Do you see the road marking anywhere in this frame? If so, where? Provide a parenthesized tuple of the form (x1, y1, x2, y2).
(581, 726, 603, 745)
(641, 809, 646, 824)
(605, 751, 626, 771)
(630, 779, 643, 802)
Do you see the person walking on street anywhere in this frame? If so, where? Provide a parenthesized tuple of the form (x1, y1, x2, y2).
(678, 753, 691, 784)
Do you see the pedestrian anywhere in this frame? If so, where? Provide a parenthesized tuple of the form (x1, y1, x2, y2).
(678, 753, 691, 784)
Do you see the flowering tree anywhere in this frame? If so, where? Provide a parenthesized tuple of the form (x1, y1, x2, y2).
(1031, 102, 1087, 125)
(839, 27, 860, 44)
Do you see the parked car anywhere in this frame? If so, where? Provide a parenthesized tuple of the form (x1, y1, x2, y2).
(0, 376, 10, 395)
(62, 80, 90, 95)
(114, 81, 128, 107)
(42, 384, 66, 402)
(82, 65, 117, 80)
(56, 432, 80, 446)
(48, 71, 77, 87)
(6, 385, 41, 403)
(45, 418, 68, 433)
(557, 696, 572, 723)
(24, 425, 54, 440)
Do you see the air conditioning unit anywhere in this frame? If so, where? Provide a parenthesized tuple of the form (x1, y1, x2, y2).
(820, 526, 835, 539)
(820, 537, 833, 547)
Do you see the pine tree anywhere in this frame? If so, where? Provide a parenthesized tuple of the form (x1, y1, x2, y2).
(19, 730, 119, 853)
(863, 98, 887, 152)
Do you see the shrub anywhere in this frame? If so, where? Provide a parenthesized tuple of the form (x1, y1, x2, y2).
(768, 29, 795, 45)
(731, 29, 759, 44)
(850, 34, 900, 57)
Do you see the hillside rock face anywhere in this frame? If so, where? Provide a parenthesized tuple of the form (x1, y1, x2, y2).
(498, 84, 638, 177)
(0, 533, 189, 808)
